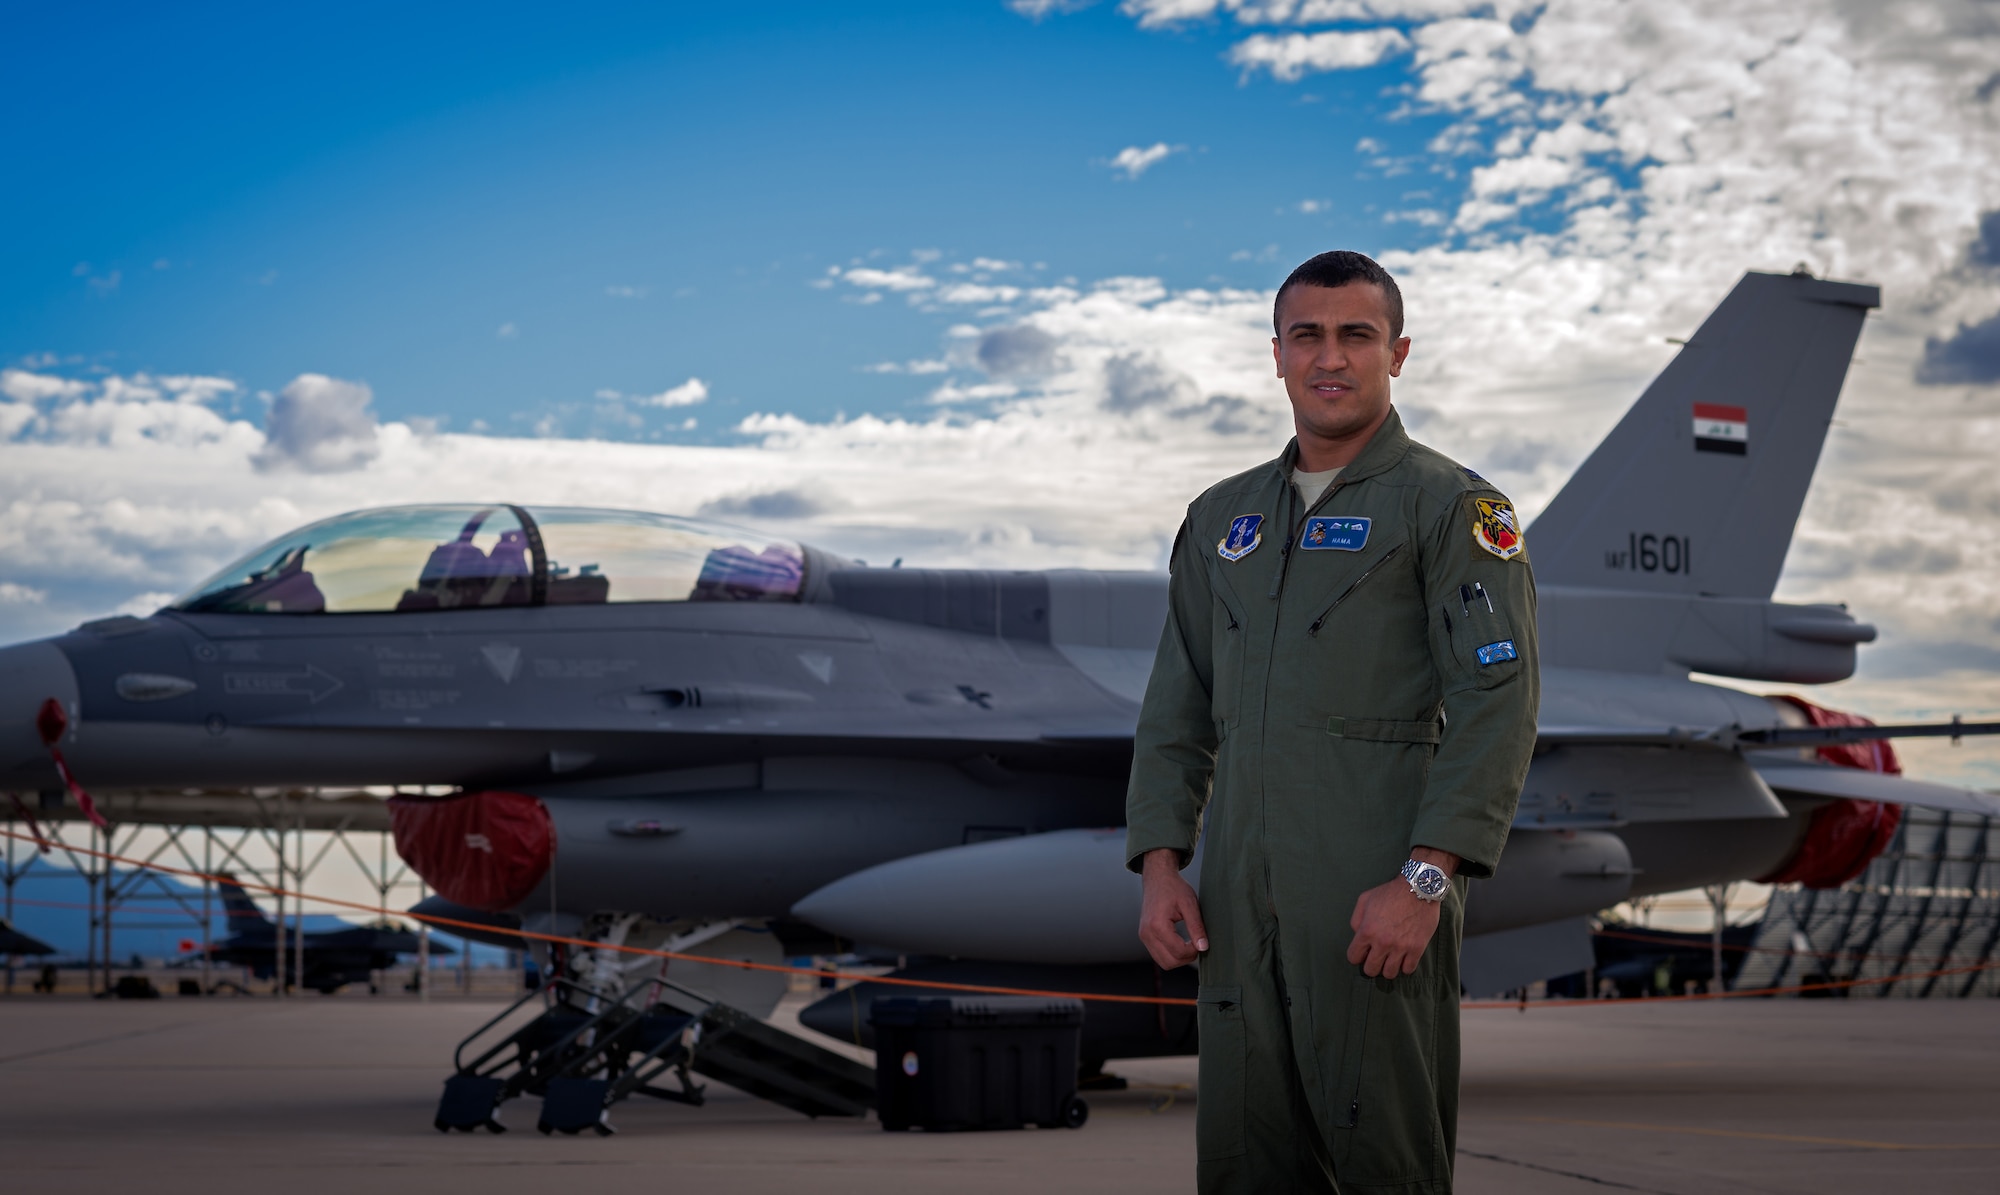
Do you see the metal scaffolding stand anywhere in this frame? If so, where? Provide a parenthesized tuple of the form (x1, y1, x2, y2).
(3, 787, 428, 996)
(1742, 807, 2000, 997)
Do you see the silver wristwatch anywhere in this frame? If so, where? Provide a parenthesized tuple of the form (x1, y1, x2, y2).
(1400, 859, 1450, 902)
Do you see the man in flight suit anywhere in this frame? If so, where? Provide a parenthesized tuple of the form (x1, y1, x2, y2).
(1127, 251, 1539, 1193)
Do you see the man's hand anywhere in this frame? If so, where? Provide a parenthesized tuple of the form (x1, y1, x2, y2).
(1346, 847, 1458, 980)
(1138, 848, 1208, 970)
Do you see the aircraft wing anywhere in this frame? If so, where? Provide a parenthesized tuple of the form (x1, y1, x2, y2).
(1536, 719, 2000, 752)
(1750, 758, 2000, 818)
(1534, 725, 1730, 747)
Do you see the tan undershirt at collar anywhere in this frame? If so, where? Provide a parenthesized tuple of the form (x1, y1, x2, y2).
(1293, 465, 1345, 510)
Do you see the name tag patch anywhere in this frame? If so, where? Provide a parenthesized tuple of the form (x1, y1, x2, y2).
(1475, 640, 1518, 666)
(1218, 513, 1264, 562)
(1300, 516, 1370, 551)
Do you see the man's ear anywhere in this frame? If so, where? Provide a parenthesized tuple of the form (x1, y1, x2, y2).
(1272, 335, 1284, 378)
(1388, 336, 1412, 378)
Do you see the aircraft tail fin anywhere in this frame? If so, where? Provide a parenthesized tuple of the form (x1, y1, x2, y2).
(1527, 271, 1879, 598)
(214, 873, 274, 930)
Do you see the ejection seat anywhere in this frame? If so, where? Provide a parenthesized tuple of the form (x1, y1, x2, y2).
(397, 513, 533, 611)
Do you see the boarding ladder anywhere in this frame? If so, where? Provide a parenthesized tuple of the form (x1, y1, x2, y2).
(433, 974, 876, 1135)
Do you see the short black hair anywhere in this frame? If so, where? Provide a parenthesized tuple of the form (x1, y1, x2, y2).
(1273, 251, 1404, 340)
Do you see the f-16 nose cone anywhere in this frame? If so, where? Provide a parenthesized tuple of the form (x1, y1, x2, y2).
(0, 641, 80, 788)
(792, 829, 1189, 965)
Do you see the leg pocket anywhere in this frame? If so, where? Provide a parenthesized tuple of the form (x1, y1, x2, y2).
(1332, 974, 1446, 1187)
(1196, 984, 1246, 1161)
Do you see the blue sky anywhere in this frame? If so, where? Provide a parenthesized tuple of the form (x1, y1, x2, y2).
(5, 1, 1447, 439)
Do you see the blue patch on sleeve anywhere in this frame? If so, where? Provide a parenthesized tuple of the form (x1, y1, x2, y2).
(1475, 640, 1518, 666)
(1298, 516, 1370, 551)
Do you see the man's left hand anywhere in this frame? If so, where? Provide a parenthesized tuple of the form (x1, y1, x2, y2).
(1346, 848, 1458, 980)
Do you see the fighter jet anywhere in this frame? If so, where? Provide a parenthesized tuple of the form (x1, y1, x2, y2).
(201, 874, 449, 994)
(0, 269, 1994, 1065)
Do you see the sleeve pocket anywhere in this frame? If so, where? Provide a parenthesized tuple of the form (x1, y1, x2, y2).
(1448, 602, 1520, 690)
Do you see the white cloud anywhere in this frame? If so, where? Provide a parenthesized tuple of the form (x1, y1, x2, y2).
(862, 359, 952, 375)
(0, 582, 47, 606)
(1008, 0, 1097, 17)
(1227, 28, 1412, 81)
(643, 378, 709, 408)
(1, 370, 89, 402)
(114, 591, 175, 617)
(1106, 142, 1183, 178)
(841, 266, 936, 291)
(1117, 1, 1497, 27)
(605, 285, 648, 299)
(254, 374, 382, 473)
(935, 282, 1024, 305)
(496, 322, 519, 339)
(156, 375, 238, 404)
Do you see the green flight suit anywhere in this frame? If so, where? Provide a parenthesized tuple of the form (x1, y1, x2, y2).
(1126, 408, 1539, 1194)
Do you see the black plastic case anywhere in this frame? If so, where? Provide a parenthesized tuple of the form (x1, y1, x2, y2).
(869, 996, 1088, 1131)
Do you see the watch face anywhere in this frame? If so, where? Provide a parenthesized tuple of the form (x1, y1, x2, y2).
(1415, 869, 1448, 898)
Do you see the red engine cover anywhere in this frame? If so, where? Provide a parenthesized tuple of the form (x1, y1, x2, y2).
(1757, 696, 1904, 889)
(387, 791, 555, 912)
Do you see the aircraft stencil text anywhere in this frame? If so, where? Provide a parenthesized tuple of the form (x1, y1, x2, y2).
(1605, 533, 1691, 574)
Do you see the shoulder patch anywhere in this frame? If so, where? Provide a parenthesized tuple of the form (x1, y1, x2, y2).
(1217, 513, 1264, 562)
(1472, 497, 1524, 560)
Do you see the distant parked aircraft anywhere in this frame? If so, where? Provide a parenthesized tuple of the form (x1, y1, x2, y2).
(201, 874, 447, 994)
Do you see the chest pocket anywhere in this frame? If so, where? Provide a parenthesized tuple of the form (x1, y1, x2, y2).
(1304, 540, 1407, 636)
(1440, 582, 1520, 690)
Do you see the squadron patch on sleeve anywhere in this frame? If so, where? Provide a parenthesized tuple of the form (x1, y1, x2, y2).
(1218, 513, 1264, 562)
(1472, 497, 1524, 560)
(1475, 639, 1518, 666)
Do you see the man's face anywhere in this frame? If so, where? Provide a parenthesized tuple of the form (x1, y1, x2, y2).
(1272, 282, 1411, 447)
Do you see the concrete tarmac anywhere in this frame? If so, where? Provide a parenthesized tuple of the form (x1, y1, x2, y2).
(1, 994, 1995, 1193)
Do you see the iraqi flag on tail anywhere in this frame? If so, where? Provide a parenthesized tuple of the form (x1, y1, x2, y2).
(1693, 402, 1748, 455)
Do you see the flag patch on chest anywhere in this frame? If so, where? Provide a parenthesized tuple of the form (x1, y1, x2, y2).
(1299, 516, 1370, 551)
(1217, 513, 1264, 562)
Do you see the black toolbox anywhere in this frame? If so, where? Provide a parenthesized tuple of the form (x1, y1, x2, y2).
(869, 996, 1087, 1131)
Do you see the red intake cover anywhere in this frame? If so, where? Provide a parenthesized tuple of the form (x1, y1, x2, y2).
(388, 791, 554, 912)
(1757, 696, 1904, 889)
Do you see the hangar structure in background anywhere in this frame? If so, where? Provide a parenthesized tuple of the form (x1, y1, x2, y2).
(3, 269, 1999, 1124)
(1, 789, 441, 997)
(1740, 804, 2000, 998)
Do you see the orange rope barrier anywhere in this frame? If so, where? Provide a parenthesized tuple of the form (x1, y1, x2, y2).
(0, 827, 1196, 1006)
(8, 826, 1995, 1010)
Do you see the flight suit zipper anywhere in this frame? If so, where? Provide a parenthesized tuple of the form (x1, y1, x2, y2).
(1306, 543, 1405, 636)
(1265, 475, 1349, 601)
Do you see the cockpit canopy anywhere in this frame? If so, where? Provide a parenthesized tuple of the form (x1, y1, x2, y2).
(174, 505, 806, 614)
